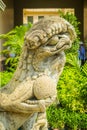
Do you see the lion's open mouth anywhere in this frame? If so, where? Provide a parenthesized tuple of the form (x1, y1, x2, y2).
(42, 41, 71, 55)
(42, 33, 71, 54)
(55, 43, 71, 53)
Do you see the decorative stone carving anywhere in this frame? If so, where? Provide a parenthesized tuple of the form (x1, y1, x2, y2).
(0, 16, 76, 130)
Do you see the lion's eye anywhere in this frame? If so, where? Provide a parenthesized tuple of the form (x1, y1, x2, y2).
(47, 35, 59, 45)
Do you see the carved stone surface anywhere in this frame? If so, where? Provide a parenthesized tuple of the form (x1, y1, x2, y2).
(0, 16, 76, 130)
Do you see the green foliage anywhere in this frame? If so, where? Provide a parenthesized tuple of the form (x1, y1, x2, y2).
(58, 64, 87, 112)
(47, 106, 65, 129)
(47, 107, 85, 130)
(47, 62, 87, 129)
(0, 23, 32, 70)
(0, 23, 32, 87)
(0, 71, 13, 87)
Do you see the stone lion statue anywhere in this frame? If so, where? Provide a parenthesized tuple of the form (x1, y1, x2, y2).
(0, 16, 76, 130)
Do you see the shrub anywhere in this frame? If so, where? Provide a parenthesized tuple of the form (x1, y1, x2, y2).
(0, 22, 32, 71)
(47, 63, 87, 129)
(0, 71, 13, 87)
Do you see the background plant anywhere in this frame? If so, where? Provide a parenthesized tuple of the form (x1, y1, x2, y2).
(0, 22, 32, 70)
(0, 23, 32, 87)
(47, 63, 87, 129)
(0, 71, 13, 87)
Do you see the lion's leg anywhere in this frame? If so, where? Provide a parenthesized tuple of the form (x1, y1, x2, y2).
(21, 113, 38, 130)
(31, 112, 48, 130)
(21, 112, 48, 130)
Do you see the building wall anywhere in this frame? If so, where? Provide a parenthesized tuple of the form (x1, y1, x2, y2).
(14, 0, 83, 39)
(23, 8, 74, 24)
(0, 0, 14, 51)
(84, 0, 87, 40)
